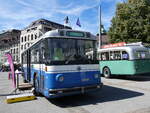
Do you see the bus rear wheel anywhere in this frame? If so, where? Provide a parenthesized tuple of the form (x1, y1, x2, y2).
(103, 67, 111, 78)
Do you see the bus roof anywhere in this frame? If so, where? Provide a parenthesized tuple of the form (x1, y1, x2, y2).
(21, 29, 96, 54)
(98, 45, 149, 52)
(43, 29, 96, 40)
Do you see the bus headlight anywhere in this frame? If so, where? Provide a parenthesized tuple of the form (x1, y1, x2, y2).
(56, 74, 64, 82)
(94, 74, 99, 79)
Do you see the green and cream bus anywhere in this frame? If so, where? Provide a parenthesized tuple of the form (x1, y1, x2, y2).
(98, 44, 150, 78)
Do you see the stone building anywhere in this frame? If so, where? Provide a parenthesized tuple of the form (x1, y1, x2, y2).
(0, 29, 21, 65)
(20, 18, 71, 60)
(96, 34, 110, 48)
(0, 18, 71, 65)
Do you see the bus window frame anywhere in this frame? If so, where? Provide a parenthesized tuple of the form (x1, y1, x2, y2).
(30, 42, 41, 64)
(134, 50, 150, 60)
(122, 51, 129, 60)
(101, 52, 109, 61)
(100, 50, 129, 61)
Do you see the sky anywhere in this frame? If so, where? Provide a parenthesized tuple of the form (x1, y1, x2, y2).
(0, 0, 124, 35)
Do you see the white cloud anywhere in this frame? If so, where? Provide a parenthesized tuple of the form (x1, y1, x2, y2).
(102, 0, 122, 3)
(56, 5, 92, 16)
(0, 0, 122, 32)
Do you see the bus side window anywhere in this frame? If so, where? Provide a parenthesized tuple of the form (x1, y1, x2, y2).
(23, 52, 27, 64)
(97, 53, 101, 60)
(30, 44, 40, 63)
(114, 51, 121, 60)
(135, 51, 148, 59)
(122, 51, 129, 60)
(31, 50, 34, 63)
(110, 51, 114, 60)
(36, 51, 40, 63)
(101, 52, 109, 61)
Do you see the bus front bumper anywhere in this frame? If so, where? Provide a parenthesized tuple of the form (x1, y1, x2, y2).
(48, 83, 103, 98)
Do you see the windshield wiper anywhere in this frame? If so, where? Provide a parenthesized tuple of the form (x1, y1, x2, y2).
(65, 54, 75, 64)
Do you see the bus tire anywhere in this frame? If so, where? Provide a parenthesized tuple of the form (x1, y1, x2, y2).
(103, 67, 111, 78)
(33, 76, 40, 96)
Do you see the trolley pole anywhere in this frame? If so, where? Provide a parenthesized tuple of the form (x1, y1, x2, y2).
(99, 0, 102, 49)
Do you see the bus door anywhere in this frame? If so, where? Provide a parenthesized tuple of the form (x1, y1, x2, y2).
(39, 44, 45, 92)
(27, 50, 31, 81)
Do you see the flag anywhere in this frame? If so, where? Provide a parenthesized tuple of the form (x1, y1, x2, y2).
(64, 16, 69, 24)
(76, 18, 81, 27)
(5, 53, 16, 88)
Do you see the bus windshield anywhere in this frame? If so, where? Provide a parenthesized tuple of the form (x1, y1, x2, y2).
(42, 38, 98, 65)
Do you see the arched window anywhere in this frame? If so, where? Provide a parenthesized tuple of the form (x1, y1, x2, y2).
(21, 37, 23, 42)
(24, 44, 26, 49)
(25, 36, 27, 42)
(28, 35, 30, 41)
(31, 34, 33, 40)
(35, 34, 37, 39)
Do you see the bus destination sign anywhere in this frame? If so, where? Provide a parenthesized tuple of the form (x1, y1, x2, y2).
(66, 31, 85, 37)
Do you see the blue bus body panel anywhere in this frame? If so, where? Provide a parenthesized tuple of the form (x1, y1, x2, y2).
(44, 71, 101, 98)
(45, 71, 101, 89)
(23, 66, 101, 98)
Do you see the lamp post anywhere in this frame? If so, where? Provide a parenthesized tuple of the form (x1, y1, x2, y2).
(99, 0, 102, 49)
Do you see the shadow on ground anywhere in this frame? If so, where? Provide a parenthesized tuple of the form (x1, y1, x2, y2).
(48, 85, 144, 108)
(0, 94, 13, 96)
(108, 74, 150, 81)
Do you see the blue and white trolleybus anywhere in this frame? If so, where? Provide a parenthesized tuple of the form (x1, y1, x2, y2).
(21, 29, 102, 98)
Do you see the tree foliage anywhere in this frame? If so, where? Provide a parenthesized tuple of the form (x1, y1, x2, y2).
(108, 0, 150, 43)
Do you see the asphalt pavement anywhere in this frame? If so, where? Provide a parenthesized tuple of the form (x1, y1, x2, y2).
(1, 72, 150, 113)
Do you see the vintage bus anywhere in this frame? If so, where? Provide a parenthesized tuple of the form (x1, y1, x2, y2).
(98, 43, 150, 78)
(21, 29, 102, 98)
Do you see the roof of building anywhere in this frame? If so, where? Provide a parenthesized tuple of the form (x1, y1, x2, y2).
(25, 18, 72, 30)
(0, 29, 21, 37)
(0, 29, 21, 49)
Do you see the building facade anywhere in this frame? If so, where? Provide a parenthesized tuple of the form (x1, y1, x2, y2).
(20, 18, 71, 62)
(0, 29, 21, 65)
(96, 34, 110, 48)
(0, 19, 71, 65)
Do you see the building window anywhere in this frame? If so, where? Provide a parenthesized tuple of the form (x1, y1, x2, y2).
(31, 34, 33, 40)
(21, 37, 23, 42)
(27, 29, 30, 32)
(25, 36, 27, 42)
(28, 35, 30, 41)
(24, 45, 26, 50)
(44, 27, 52, 32)
(16, 48, 18, 53)
(14, 56, 15, 61)
(16, 56, 18, 61)
(31, 27, 37, 30)
(11, 49, 13, 54)
(35, 34, 37, 39)
(14, 49, 15, 54)
(21, 45, 23, 50)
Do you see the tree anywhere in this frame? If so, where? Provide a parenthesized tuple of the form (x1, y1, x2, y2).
(108, 0, 150, 43)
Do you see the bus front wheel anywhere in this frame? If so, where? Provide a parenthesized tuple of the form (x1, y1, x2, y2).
(103, 67, 111, 78)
